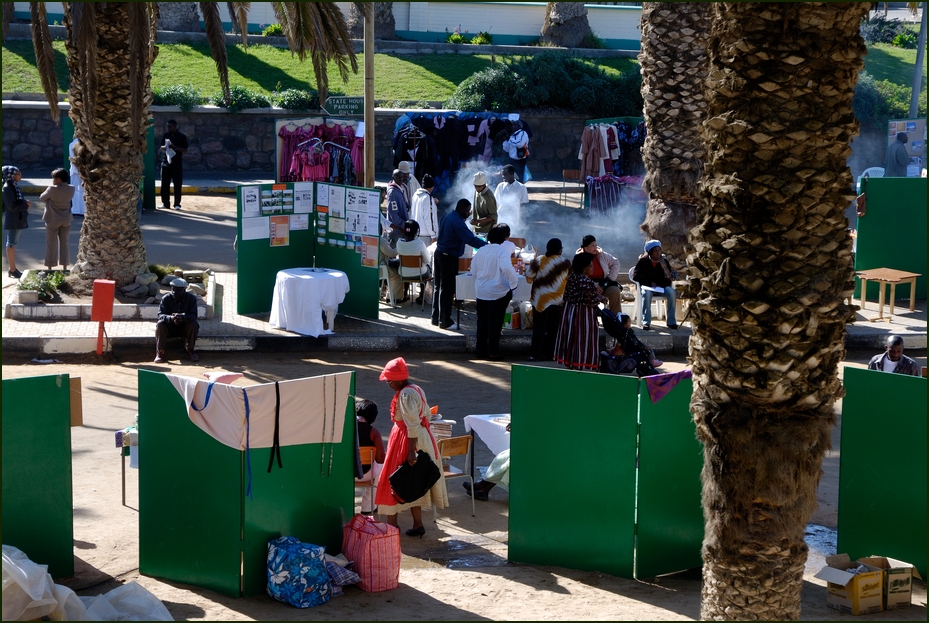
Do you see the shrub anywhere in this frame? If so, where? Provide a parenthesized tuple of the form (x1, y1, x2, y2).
(18, 271, 66, 302)
(892, 29, 918, 49)
(445, 32, 469, 44)
(210, 85, 272, 112)
(859, 16, 906, 44)
(274, 88, 319, 111)
(469, 31, 493, 45)
(446, 52, 642, 117)
(854, 71, 927, 129)
(262, 23, 283, 37)
(148, 263, 182, 281)
(579, 33, 607, 50)
(152, 84, 202, 111)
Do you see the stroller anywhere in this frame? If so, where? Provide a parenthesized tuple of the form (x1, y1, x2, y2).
(598, 308, 659, 377)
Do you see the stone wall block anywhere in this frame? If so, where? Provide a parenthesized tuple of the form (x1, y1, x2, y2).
(200, 140, 223, 155)
(236, 152, 252, 168)
(206, 153, 236, 169)
(12, 143, 42, 163)
(245, 135, 260, 151)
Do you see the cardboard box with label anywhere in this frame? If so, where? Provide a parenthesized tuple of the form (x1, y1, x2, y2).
(858, 556, 922, 609)
(815, 554, 883, 615)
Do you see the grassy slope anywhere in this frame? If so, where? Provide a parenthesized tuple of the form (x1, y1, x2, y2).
(865, 43, 927, 93)
(2, 40, 636, 101)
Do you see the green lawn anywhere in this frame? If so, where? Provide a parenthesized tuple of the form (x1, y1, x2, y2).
(864, 43, 927, 93)
(2, 39, 636, 103)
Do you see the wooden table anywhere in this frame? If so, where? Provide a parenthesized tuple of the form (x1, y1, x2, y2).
(856, 268, 921, 322)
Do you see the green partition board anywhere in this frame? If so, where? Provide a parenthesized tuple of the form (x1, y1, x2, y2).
(63, 116, 156, 210)
(509, 365, 639, 578)
(1, 375, 74, 579)
(236, 183, 316, 314)
(635, 378, 704, 579)
(138, 370, 244, 597)
(313, 183, 381, 320)
(242, 373, 356, 597)
(837, 367, 927, 578)
(855, 177, 927, 299)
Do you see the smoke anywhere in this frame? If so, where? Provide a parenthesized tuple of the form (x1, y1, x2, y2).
(435, 159, 649, 270)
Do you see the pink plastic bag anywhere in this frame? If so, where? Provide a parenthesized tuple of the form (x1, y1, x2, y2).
(341, 514, 401, 592)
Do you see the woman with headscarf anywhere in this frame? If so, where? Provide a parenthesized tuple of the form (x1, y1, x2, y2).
(553, 252, 608, 371)
(374, 357, 448, 537)
(2, 166, 31, 278)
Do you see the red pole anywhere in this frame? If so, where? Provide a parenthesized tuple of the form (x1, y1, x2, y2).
(97, 321, 105, 355)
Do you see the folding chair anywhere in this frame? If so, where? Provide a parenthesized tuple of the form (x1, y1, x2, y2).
(379, 263, 396, 308)
(354, 446, 378, 513)
(434, 435, 475, 520)
(398, 254, 432, 311)
(560, 169, 584, 207)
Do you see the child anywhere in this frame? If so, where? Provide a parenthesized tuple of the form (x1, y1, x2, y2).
(355, 398, 386, 515)
(607, 314, 663, 368)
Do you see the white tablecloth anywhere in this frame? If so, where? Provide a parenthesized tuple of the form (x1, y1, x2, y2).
(463, 413, 511, 456)
(269, 268, 350, 337)
(455, 275, 531, 302)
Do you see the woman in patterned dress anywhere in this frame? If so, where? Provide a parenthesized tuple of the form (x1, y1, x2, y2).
(374, 357, 448, 537)
(553, 252, 607, 371)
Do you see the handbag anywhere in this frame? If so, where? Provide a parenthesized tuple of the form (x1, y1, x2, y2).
(388, 450, 441, 504)
(516, 146, 528, 159)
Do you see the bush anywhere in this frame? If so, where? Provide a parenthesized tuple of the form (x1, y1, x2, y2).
(445, 32, 468, 44)
(579, 33, 607, 50)
(18, 271, 66, 302)
(274, 88, 319, 111)
(262, 23, 283, 37)
(469, 31, 493, 46)
(854, 71, 927, 129)
(446, 52, 642, 117)
(892, 29, 918, 49)
(152, 84, 202, 111)
(148, 264, 182, 281)
(859, 16, 906, 44)
(210, 85, 272, 112)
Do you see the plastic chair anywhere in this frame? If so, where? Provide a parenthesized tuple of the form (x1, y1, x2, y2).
(433, 435, 475, 520)
(629, 266, 667, 328)
(856, 166, 884, 194)
(354, 446, 377, 496)
(561, 169, 584, 207)
(399, 254, 432, 311)
(379, 264, 396, 308)
(506, 237, 527, 250)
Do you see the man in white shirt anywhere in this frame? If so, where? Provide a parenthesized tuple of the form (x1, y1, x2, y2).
(867, 335, 921, 376)
(494, 164, 529, 212)
(471, 223, 519, 361)
(410, 174, 439, 245)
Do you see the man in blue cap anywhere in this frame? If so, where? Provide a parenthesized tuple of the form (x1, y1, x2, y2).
(632, 239, 678, 330)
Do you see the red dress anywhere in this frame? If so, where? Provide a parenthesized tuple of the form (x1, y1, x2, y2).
(374, 384, 448, 512)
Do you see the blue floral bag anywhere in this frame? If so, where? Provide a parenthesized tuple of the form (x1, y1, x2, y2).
(267, 536, 332, 608)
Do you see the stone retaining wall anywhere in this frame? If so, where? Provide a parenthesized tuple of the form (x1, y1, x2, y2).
(2, 102, 589, 180)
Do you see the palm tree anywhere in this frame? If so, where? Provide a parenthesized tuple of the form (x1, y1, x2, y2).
(2, 2, 356, 287)
(638, 2, 710, 273)
(690, 3, 870, 619)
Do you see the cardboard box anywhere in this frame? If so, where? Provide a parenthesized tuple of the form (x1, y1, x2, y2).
(815, 554, 883, 615)
(858, 556, 922, 609)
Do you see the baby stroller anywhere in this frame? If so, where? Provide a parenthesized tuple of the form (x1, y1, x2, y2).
(598, 308, 659, 377)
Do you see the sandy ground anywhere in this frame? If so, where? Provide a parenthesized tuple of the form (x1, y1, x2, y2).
(2, 347, 925, 621)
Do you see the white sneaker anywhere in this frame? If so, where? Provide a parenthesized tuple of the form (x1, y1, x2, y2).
(446, 323, 460, 331)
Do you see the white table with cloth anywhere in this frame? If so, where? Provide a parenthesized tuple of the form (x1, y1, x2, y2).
(269, 268, 350, 337)
(463, 413, 511, 481)
(455, 274, 532, 302)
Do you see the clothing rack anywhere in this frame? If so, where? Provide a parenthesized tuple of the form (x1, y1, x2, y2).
(323, 141, 351, 152)
(297, 137, 322, 149)
(585, 116, 643, 127)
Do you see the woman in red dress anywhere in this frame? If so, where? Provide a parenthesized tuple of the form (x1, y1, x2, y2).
(374, 357, 448, 537)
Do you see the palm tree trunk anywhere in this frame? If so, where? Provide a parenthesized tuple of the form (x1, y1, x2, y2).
(691, 3, 869, 620)
(638, 2, 710, 270)
(64, 3, 151, 285)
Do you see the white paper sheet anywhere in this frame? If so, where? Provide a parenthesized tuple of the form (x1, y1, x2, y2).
(328, 186, 345, 218)
(241, 186, 261, 217)
(293, 182, 314, 213)
(291, 214, 309, 230)
(329, 217, 346, 234)
(316, 183, 330, 207)
(242, 216, 270, 240)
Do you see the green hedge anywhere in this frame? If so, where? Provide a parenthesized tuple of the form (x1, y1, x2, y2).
(854, 71, 927, 129)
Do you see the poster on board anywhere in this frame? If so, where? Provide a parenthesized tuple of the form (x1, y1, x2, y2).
(293, 182, 313, 213)
(270, 215, 290, 247)
(242, 186, 260, 217)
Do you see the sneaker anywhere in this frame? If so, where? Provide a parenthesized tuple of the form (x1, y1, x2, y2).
(159, 205, 170, 210)
(154, 352, 166, 364)
(445, 323, 460, 331)
(642, 324, 651, 331)
(668, 324, 678, 330)
(173, 205, 182, 210)
(186, 350, 199, 362)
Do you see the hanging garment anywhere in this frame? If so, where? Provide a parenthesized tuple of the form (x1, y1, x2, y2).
(586, 174, 626, 216)
(579, 126, 605, 179)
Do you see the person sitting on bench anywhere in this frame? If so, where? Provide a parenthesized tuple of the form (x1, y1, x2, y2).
(155, 278, 200, 363)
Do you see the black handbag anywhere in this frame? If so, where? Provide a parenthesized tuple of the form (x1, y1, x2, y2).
(388, 451, 441, 504)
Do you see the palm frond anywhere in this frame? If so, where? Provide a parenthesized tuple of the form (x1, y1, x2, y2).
(30, 2, 60, 122)
(200, 2, 231, 105)
(229, 2, 250, 46)
(127, 3, 152, 149)
(271, 2, 357, 106)
(2, 2, 15, 43)
(71, 2, 99, 137)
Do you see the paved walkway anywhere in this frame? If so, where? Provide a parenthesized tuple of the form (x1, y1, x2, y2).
(3, 174, 925, 356)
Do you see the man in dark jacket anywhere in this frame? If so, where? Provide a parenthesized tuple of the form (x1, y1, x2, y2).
(432, 199, 487, 330)
(155, 278, 200, 363)
(884, 132, 909, 177)
(632, 239, 679, 330)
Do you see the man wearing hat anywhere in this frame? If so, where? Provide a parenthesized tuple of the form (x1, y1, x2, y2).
(398, 161, 421, 203)
(385, 169, 410, 247)
(632, 239, 678, 330)
(471, 171, 497, 235)
(154, 277, 201, 363)
(884, 132, 909, 177)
